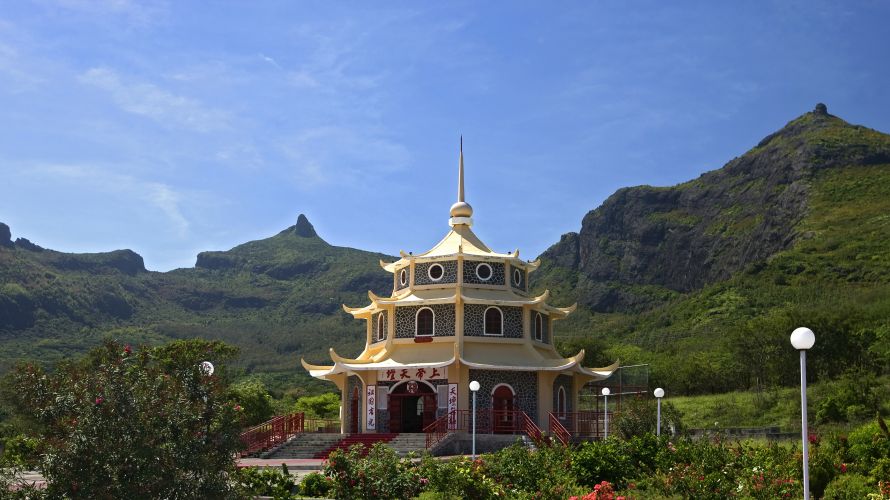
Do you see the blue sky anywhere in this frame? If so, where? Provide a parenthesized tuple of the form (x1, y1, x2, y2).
(1, 1, 888, 271)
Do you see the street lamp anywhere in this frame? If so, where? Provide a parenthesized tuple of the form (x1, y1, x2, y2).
(601, 387, 611, 439)
(653, 388, 665, 437)
(469, 380, 480, 460)
(791, 327, 815, 500)
(200, 361, 214, 376)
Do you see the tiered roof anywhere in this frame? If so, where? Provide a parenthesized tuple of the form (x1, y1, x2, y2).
(302, 141, 617, 382)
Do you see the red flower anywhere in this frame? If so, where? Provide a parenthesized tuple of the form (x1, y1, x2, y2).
(95, 396, 104, 405)
(808, 433, 819, 445)
(840, 463, 847, 473)
(124, 344, 132, 355)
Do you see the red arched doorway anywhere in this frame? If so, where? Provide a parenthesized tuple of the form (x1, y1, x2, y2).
(492, 385, 516, 433)
(350, 386, 360, 433)
(388, 381, 436, 433)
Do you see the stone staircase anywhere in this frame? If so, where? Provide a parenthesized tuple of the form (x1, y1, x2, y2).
(265, 433, 344, 459)
(387, 433, 428, 456)
(312, 433, 398, 459)
(266, 432, 432, 459)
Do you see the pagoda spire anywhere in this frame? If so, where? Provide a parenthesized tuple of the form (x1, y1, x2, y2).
(450, 136, 474, 225)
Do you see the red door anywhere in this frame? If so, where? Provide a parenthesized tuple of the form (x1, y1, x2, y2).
(492, 385, 515, 433)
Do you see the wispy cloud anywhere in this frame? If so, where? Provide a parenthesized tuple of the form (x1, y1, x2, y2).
(78, 67, 229, 132)
(28, 163, 191, 236)
(280, 126, 410, 188)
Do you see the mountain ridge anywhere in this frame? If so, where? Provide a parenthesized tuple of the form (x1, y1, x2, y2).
(2, 104, 889, 396)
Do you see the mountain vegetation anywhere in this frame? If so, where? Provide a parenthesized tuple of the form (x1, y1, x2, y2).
(0, 215, 392, 397)
(538, 104, 890, 395)
(1, 104, 888, 403)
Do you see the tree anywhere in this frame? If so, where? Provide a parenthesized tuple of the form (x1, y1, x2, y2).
(3, 339, 243, 499)
(295, 392, 341, 419)
(229, 378, 275, 426)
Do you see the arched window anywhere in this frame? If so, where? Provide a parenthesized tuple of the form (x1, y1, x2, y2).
(484, 307, 503, 335)
(416, 307, 434, 336)
(534, 313, 543, 342)
(376, 313, 386, 342)
(557, 386, 567, 414)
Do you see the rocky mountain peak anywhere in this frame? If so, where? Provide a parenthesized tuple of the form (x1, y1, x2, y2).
(293, 214, 318, 238)
(0, 222, 11, 247)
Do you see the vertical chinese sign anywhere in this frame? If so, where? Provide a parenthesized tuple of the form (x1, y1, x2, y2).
(366, 385, 376, 431)
(447, 383, 458, 430)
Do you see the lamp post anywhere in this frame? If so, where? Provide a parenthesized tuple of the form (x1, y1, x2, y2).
(653, 388, 665, 437)
(791, 327, 815, 500)
(601, 387, 611, 440)
(469, 380, 480, 460)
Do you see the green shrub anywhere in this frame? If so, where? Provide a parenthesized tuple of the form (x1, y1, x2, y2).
(613, 396, 684, 439)
(295, 392, 341, 419)
(571, 439, 633, 488)
(417, 455, 502, 500)
(847, 421, 890, 475)
(300, 471, 332, 498)
(229, 378, 275, 426)
(236, 466, 297, 499)
(480, 441, 582, 499)
(324, 442, 423, 499)
(3, 339, 242, 499)
(823, 473, 873, 499)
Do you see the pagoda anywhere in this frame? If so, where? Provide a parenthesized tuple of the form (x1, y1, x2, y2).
(302, 143, 617, 434)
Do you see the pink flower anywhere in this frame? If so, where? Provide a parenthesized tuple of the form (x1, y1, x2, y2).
(95, 396, 104, 405)
(234, 405, 242, 411)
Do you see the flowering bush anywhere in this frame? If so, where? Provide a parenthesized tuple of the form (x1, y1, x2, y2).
(324, 442, 424, 499)
(3, 339, 243, 498)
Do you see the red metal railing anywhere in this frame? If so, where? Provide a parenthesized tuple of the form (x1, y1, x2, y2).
(550, 411, 613, 441)
(424, 409, 543, 449)
(549, 413, 571, 445)
(239, 413, 304, 457)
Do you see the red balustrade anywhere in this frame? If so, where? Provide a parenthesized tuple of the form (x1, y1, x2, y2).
(549, 413, 571, 446)
(239, 413, 305, 457)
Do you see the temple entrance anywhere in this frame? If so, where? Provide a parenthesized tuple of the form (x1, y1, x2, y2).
(350, 386, 360, 433)
(492, 384, 516, 433)
(389, 381, 436, 433)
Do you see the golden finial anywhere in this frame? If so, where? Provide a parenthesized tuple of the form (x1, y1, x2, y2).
(450, 135, 473, 221)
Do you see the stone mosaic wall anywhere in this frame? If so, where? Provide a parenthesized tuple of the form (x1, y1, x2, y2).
(468, 369, 539, 424)
(414, 260, 458, 286)
(510, 266, 528, 293)
(532, 311, 550, 344)
(553, 374, 573, 413)
(345, 375, 363, 433)
(464, 304, 523, 337)
(462, 260, 505, 286)
(394, 304, 456, 337)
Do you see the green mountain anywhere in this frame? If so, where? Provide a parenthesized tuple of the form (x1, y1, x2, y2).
(536, 104, 890, 393)
(2, 104, 889, 398)
(0, 214, 393, 395)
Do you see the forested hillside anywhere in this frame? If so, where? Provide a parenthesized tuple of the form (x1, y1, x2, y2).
(0, 215, 392, 394)
(538, 104, 890, 393)
(2, 104, 889, 398)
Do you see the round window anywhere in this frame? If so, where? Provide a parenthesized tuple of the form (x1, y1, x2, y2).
(428, 263, 444, 281)
(399, 268, 408, 286)
(476, 263, 493, 281)
(513, 269, 523, 286)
